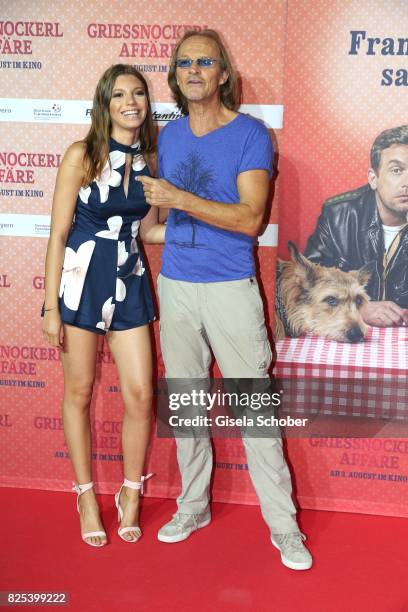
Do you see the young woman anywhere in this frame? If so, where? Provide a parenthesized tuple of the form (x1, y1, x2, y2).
(43, 64, 165, 547)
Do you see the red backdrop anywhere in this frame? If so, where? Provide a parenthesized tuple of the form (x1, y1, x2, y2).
(1, 0, 407, 517)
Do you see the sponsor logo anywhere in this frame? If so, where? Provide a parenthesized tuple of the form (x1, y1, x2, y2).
(33, 103, 62, 121)
(0, 214, 51, 237)
(0, 99, 284, 128)
(152, 108, 184, 123)
(0, 221, 14, 230)
(34, 222, 50, 236)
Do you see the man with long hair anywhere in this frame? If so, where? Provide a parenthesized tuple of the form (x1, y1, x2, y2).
(138, 30, 312, 570)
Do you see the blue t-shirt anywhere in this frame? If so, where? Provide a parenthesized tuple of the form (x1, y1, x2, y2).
(158, 113, 273, 282)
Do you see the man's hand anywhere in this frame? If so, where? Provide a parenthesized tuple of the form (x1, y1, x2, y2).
(138, 169, 269, 237)
(360, 300, 408, 327)
(137, 176, 183, 209)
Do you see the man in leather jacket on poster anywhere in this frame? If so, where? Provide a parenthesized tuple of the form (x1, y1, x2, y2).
(305, 125, 408, 327)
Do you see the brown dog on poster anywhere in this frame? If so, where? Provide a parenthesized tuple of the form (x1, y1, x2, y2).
(275, 242, 370, 343)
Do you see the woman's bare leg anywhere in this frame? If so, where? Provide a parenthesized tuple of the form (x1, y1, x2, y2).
(107, 325, 153, 541)
(61, 324, 106, 546)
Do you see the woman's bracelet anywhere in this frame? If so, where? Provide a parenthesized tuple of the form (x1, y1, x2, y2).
(44, 306, 58, 311)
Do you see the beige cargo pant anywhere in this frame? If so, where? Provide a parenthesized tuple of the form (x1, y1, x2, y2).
(157, 273, 299, 534)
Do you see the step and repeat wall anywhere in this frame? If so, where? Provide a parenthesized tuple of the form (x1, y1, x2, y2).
(1, 0, 407, 517)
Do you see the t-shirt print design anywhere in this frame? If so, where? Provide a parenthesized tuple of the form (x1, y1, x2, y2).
(170, 151, 215, 248)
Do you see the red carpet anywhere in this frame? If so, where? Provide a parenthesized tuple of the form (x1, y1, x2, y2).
(1, 487, 407, 611)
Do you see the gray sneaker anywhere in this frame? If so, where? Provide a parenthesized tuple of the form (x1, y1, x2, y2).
(271, 532, 313, 570)
(158, 512, 211, 543)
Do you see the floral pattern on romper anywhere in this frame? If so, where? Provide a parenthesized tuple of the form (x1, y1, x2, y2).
(58, 137, 155, 334)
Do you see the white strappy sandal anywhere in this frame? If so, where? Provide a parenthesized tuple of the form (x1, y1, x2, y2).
(115, 474, 154, 543)
(72, 481, 107, 547)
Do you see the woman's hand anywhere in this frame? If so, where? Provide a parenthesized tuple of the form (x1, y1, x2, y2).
(43, 309, 64, 347)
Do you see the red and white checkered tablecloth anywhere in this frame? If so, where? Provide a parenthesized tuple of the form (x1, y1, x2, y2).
(274, 327, 408, 420)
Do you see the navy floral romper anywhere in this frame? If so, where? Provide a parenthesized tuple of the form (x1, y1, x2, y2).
(58, 137, 155, 334)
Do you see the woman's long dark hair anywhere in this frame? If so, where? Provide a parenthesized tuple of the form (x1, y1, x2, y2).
(82, 64, 155, 185)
